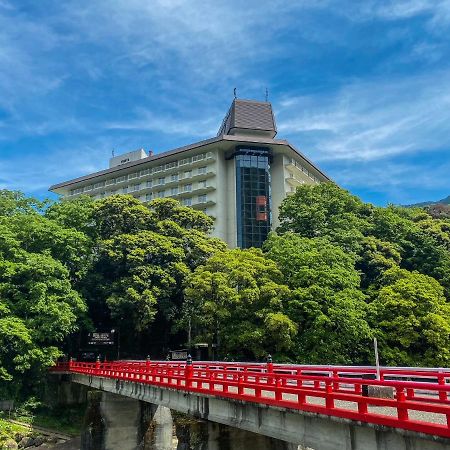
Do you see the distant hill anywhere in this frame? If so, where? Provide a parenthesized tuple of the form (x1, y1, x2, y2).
(408, 195, 450, 208)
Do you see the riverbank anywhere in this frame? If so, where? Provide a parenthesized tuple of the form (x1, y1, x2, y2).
(0, 406, 84, 449)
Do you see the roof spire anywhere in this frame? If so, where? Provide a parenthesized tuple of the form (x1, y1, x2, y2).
(265, 87, 269, 102)
(233, 87, 237, 99)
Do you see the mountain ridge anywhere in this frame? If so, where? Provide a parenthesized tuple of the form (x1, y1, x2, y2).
(407, 195, 450, 208)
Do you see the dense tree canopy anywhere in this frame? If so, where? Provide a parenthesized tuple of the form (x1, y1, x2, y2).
(0, 192, 86, 397)
(2, 182, 450, 402)
(265, 233, 372, 364)
(277, 182, 450, 365)
(183, 248, 295, 360)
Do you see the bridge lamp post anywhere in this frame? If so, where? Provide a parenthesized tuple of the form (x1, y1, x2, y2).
(111, 328, 120, 360)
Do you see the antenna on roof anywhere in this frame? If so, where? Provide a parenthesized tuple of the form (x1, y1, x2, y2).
(112, 148, 115, 158)
(233, 88, 237, 99)
(265, 88, 269, 102)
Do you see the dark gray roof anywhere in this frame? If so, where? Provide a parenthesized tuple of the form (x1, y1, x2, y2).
(218, 99, 277, 138)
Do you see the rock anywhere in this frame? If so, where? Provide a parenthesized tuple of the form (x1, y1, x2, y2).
(4, 438, 19, 449)
(18, 436, 35, 448)
(14, 433, 26, 443)
(33, 436, 45, 446)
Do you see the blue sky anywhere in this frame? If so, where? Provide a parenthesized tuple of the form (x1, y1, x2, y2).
(1, 0, 449, 205)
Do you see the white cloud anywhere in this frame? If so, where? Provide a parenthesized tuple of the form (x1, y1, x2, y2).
(103, 107, 220, 138)
(276, 72, 450, 162)
(0, 141, 112, 195)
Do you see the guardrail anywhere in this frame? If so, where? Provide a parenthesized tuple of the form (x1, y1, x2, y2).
(51, 359, 450, 438)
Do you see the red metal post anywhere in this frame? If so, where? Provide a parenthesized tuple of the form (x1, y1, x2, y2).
(438, 374, 448, 402)
(267, 354, 274, 385)
(275, 377, 282, 401)
(238, 375, 244, 395)
(185, 354, 193, 389)
(396, 387, 409, 421)
(325, 379, 334, 409)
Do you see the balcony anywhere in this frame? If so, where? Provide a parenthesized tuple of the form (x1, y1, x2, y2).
(285, 173, 304, 188)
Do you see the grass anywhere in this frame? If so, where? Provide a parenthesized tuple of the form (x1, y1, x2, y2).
(13, 405, 84, 436)
(0, 417, 31, 445)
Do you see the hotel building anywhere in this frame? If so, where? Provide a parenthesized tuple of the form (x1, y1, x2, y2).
(50, 99, 330, 248)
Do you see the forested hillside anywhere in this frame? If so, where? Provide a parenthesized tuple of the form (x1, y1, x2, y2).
(1, 184, 449, 404)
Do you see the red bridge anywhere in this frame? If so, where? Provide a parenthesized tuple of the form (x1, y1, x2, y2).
(52, 359, 450, 449)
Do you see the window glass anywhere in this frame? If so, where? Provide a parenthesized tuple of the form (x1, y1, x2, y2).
(235, 147, 271, 248)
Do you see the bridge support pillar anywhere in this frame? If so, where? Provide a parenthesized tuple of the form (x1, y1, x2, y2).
(206, 422, 298, 450)
(141, 404, 174, 450)
(173, 417, 297, 450)
(81, 391, 141, 450)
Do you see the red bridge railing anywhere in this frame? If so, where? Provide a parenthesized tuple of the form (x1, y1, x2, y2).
(51, 359, 450, 439)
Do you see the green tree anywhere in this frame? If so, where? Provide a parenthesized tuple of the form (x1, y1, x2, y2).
(93, 194, 154, 239)
(45, 195, 96, 237)
(370, 268, 450, 366)
(183, 248, 295, 360)
(0, 192, 88, 397)
(265, 233, 372, 364)
(0, 241, 86, 395)
(85, 196, 225, 354)
(0, 190, 46, 216)
(278, 182, 372, 252)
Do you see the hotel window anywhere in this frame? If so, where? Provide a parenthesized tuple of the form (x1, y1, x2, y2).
(146, 193, 153, 201)
(154, 165, 163, 173)
(171, 187, 179, 195)
(192, 153, 205, 162)
(198, 194, 207, 203)
(122, 186, 128, 194)
(184, 170, 192, 178)
(179, 157, 191, 166)
(131, 184, 140, 192)
(157, 190, 165, 198)
(198, 180, 207, 189)
(84, 185, 92, 192)
(140, 169, 150, 177)
(106, 179, 115, 186)
(128, 172, 138, 180)
(116, 176, 126, 183)
(158, 177, 165, 185)
(234, 147, 271, 249)
(183, 184, 192, 192)
(171, 173, 179, 182)
(198, 166, 207, 175)
(182, 198, 192, 206)
(74, 188, 83, 195)
(93, 181, 105, 189)
(146, 180, 153, 188)
(165, 161, 177, 169)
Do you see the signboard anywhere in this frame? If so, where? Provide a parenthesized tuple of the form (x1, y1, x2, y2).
(87, 332, 115, 346)
(170, 349, 188, 360)
(0, 400, 13, 411)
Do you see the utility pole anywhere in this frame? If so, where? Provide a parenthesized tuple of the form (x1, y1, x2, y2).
(374, 337, 380, 380)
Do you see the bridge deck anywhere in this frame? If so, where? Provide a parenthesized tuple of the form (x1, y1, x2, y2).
(51, 360, 450, 439)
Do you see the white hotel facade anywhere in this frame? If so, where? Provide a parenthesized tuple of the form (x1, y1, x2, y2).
(50, 99, 330, 248)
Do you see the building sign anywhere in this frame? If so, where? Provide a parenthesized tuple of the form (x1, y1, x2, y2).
(170, 349, 188, 360)
(87, 332, 115, 346)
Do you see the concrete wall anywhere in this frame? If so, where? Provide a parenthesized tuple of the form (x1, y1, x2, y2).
(70, 374, 450, 450)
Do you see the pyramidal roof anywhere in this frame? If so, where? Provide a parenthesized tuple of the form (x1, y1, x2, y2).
(217, 99, 277, 138)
